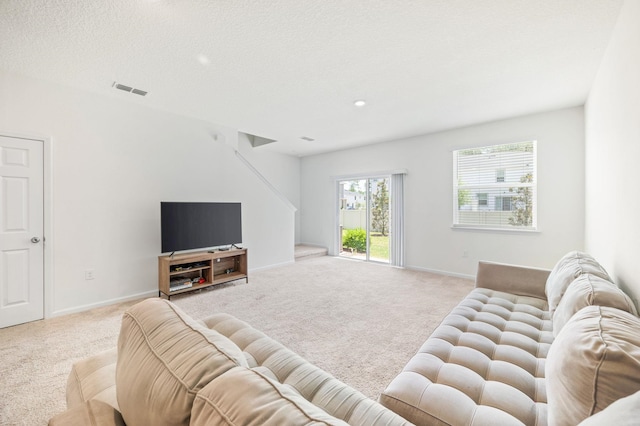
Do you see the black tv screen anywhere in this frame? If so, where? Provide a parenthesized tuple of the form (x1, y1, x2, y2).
(161, 202, 242, 253)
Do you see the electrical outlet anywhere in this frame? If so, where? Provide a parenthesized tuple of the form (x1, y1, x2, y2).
(85, 269, 95, 280)
(462, 250, 469, 258)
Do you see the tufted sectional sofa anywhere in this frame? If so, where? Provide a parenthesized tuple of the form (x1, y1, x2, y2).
(49, 251, 640, 426)
(379, 251, 640, 425)
(49, 297, 410, 426)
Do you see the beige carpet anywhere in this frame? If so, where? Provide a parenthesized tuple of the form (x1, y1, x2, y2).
(0, 256, 474, 425)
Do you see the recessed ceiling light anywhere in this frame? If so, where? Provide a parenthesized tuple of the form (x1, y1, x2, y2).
(353, 100, 366, 107)
(197, 54, 210, 65)
(300, 136, 315, 142)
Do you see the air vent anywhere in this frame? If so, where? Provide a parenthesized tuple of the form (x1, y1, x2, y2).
(300, 136, 315, 142)
(112, 82, 148, 96)
(115, 83, 133, 92)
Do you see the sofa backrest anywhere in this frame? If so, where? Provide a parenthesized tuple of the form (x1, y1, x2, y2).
(115, 298, 248, 426)
(201, 312, 412, 426)
(114, 299, 410, 426)
(191, 367, 350, 426)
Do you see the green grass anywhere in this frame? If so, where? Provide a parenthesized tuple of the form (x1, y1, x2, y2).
(369, 233, 389, 260)
(341, 230, 389, 261)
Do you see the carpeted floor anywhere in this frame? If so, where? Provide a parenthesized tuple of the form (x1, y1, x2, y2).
(0, 256, 474, 425)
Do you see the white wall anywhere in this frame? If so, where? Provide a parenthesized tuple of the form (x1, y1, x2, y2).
(301, 107, 585, 277)
(236, 133, 301, 244)
(585, 0, 640, 305)
(0, 71, 299, 315)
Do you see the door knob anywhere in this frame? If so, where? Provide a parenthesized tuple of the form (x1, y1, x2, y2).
(31, 237, 41, 243)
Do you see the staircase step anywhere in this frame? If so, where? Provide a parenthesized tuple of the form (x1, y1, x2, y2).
(295, 245, 328, 260)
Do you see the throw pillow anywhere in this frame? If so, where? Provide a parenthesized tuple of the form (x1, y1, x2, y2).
(546, 306, 640, 425)
(552, 273, 637, 337)
(578, 390, 640, 425)
(545, 251, 612, 318)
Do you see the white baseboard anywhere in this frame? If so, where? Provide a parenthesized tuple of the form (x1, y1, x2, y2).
(50, 260, 296, 318)
(405, 264, 475, 281)
(51, 290, 158, 318)
(249, 259, 295, 273)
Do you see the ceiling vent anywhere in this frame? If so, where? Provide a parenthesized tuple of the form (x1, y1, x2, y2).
(112, 82, 148, 96)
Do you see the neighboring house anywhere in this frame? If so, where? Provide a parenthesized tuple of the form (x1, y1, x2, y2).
(340, 187, 366, 210)
(457, 149, 534, 212)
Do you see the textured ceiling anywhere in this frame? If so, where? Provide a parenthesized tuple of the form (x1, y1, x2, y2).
(0, 0, 623, 156)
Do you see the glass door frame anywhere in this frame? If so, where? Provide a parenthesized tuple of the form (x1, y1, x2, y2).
(336, 175, 390, 264)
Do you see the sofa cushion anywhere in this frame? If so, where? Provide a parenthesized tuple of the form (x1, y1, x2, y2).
(379, 288, 552, 426)
(191, 367, 350, 426)
(552, 274, 638, 337)
(545, 251, 612, 318)
(48, 400, 125, 426)
(547, 306, 640, 425)
(116, 298, 247, 426)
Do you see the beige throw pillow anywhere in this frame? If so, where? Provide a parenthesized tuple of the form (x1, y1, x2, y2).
(578, 390, 640, 425)
(116, 298, 247, 426)
(545, 251, 612, 318)
(552, 273, 637, 337)
(547, 306, 640, 426)
(191, 367, 350, 426)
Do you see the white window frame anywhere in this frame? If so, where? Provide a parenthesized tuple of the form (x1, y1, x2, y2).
(452, 141, 537, 232)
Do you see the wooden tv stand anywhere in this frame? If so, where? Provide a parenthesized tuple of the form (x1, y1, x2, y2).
(158, 248, 248, 299)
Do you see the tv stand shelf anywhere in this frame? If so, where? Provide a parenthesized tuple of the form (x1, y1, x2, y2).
(158, 248, 248, 299)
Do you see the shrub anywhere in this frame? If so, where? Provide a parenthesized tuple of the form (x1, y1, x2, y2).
(343, 228, 367, 252)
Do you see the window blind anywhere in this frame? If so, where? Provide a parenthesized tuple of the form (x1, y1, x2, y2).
(453, 141, 536, 230)
(390, 173, 405, 267)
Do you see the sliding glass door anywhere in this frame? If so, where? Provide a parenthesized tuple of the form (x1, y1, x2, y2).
(338, 177, 390, 263)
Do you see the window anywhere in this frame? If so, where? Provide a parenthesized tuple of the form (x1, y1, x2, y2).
(453, 141, 536, 230)
(495, 196, 513, 211)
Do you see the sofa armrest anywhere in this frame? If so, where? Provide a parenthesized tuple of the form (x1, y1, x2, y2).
(49, 400, 125, 426)
(475, 261, 550, 300)
(66, 348, 118, 410)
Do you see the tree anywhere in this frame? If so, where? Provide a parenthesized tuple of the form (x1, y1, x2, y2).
(371, 180, 389, 236)
(508, 173, 533, 226)
(457, 179, 470, 208)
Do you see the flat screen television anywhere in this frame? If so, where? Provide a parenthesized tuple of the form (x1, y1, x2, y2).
(161, 202, 242, 253)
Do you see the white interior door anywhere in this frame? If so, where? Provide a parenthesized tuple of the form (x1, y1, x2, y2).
(0, 135, 44, 328)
